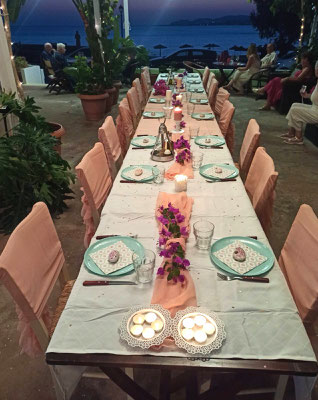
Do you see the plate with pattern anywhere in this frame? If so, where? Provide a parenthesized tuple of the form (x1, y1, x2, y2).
(195, 135, 225, 147)
(143, 111, 165, 118)
(191, 113, 215, 120)
(131, 136, 156, 148)
(210, 236, 274, 276)
(189, 88, 204, 93)
(190, 99, 208, 105)
(199, 163, 238, 180)
(121, 164, 157, 182)
(149, 98, 165, 104)
(84, 236, 144, 276)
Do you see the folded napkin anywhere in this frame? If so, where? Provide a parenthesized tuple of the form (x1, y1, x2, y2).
(165, 150, 194, 180)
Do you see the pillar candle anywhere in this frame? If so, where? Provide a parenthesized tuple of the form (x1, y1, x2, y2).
(176, 94, 182, 102)
(176, 78, 182, 88)
(174, 107, 182, 121)
(174, 174, 188, 192)
(166, 90, 172, 101)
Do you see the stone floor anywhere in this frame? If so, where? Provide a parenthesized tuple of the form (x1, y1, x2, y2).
(0, 85, 317, 400)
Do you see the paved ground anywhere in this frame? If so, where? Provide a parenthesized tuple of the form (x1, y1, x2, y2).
(0, 85, 317, 399)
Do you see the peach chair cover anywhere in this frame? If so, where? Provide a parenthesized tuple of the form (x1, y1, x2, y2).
(245, 147, 278, 237)
(98, 116, 123, 181)
(141, 71, 150, 101)
(117, 97, 134, 149)
(239, 119, 260, 180)
(206, 72, 215, 94)
(215, 87, 230, 117)
(132, 77, 145, 108)
(0, 202, 64, 357)
(142, 66, 151, 88)
(208, 78, 219, 111)
(218, 99, 235, 137)
(76, 143, 112, 248)
(127, 86, 141, 130)
(202, 67, 210, 90)
(226, 122, 235, 156)
(279, 204, 318, 323)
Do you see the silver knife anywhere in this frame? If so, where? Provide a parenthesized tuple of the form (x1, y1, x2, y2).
(83, 280, 137, 286)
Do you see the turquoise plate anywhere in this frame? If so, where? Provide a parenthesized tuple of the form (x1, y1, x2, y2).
(188, 73, 200, 78)
(131, 136, 156, 148)
(190, 99, 208, 105)
(143, 111, 165, 118)
(192, 113, 214, 120)
(195, 135, 225, 147)
(210, 236, 274, 276)
(84, 236, 144, 277)
(149, 98, 165, 104)
(121, 164, 157, 182)
(199, 163, 239, 180)
(189, 88, 204, 93)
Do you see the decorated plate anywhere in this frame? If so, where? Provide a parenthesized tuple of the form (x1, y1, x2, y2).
(187, 73, 200, 78)
(143, 111, 165, 118)
(84, 236, 144, 277)
(199, 163, 238, 180)
(210, 236, 274, 276)
(191, 113, 215, 120)
(149, 98, 165, 104)
(131, 136, 156, 148)
(121, 164, 157, 182)
(190, 99, 208, 105)
(189, 88, 204, 93)
(195, 135, 225, 147)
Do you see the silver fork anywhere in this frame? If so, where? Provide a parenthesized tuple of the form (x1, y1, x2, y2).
(217, 272, 269, 283)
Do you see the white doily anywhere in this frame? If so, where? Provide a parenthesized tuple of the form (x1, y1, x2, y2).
(213, 240, 267, 274)
(124, 167, 153, 181)
(203, 165, 234, 179)
(172, 307, 226, 355)
(119, 304, 173, 349)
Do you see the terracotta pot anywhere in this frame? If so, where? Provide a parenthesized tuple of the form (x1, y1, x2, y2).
(113, 81, 122, 105)
(48, 122, 65, 155)
(78, 93, 109, 121)
(105, 87, 116, 108)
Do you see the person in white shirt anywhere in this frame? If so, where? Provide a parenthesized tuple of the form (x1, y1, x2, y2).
(261, 43, 277, 68)
(281, 61, 318, 145)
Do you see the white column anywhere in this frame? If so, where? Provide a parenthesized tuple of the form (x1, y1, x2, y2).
(123, 0, 130, 38)
(0, 15, 17, 93)
(92, 0, 102, 36)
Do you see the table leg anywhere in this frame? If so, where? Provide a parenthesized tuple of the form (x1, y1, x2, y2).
(159, 369, 171, 400)
(185, 371, 199, 400)
(99, 366, 156, 400)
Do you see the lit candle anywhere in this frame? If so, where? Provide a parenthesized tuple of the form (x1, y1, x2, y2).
(181, 328, 194, 341)
(203, 323, 216, 336)
(145, 312, 157, 324)
(133, 314, 145, 325)
(142, 327, 155, 339)
(151, 319, 164, 332)
(194, 315, 206, 327)
(194, 330, 207, 344)
(176, 77, 182, 88)
(166, 90, 172, 101)
(130, 324, 143, 337)
(182, 317, 195, 329)
(174, 107, 183, 121)
(176, 94, 183, 102)
(174, 174, 188, 192)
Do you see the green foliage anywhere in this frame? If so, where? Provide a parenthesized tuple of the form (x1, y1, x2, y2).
(14, 56, 28, 74)
(0, 93, 75, 234)
(7, 0, 26, 23)
(135, 46, 150, 67)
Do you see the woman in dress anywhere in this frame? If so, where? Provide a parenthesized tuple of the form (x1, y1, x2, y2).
(256, 51, 315, 111)
(223, 43, 260, 94)
(281, 61, 318, 145)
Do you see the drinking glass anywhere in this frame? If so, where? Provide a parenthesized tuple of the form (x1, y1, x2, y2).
(192, 151, 203, 170)
(189, 126, 200, 139)
(152, 166, 165, 184)
(187, 103, 195, 115)
(163, 106, 173, 119)
(132, 249, 156, 283)
(193, 220, 215, 250)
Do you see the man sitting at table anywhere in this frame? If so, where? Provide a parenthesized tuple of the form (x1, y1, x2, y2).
(261, 43, 277, 68)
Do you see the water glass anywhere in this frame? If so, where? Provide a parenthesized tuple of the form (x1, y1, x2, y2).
(187, 103, 195, 115)
(193, 220, 215, 250)
(163, 106, 173, 119)
(132, 249, 156, 284)
(189, 126, 200, 139)
(152, 166, 165, 184)
(192, 151, 203, 170)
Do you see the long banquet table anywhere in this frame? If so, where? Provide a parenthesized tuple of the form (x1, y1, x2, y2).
(46, 73, 317, 399)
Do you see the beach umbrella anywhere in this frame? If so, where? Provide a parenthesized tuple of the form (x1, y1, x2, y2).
(230, 45, 240, 51)
(238, 46, 248, 52)
(204, 43, 219, 49)
(154, 44, 167, 57)
(179, 44, 192, 49)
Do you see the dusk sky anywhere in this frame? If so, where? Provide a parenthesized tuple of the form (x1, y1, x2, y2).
(14, 0, 254, 26)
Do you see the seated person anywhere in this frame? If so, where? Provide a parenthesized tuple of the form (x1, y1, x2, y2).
(41, 42, 58, 81)
(256, 51, 315, 111)
(54, 43, 68, 71)
(260, 43, 277, 68)
(281, 61, 318, 145)
(223, 43, 261, 94)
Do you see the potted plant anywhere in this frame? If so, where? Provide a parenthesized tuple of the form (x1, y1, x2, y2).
(14, 56, 28, 82)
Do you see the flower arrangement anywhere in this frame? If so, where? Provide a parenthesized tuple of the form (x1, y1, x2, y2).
(157, 203, 190, 282)
(174, 136, 190, 150)
(174, 135, 191, 165)
(172, 93, 183, 107)
(153, 79, 170, 96)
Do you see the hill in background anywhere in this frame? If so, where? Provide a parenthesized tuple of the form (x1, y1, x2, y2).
(170, 15, 251, 26)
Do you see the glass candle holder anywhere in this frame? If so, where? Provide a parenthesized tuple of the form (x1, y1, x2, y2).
(191, 151, 203, 170)
(152, 166, 165, 184)
(132, 249, 156, 284)
(174, 174, 188, 192)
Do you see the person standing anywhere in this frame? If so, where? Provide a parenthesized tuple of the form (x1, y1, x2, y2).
(75, 31, 81, 48)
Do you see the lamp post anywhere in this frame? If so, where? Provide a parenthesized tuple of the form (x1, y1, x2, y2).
(119, 5, 124, 37)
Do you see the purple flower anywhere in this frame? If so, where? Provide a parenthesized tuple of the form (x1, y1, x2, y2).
(168, 202, 179, 214)
(172, 99, 183, 107)
(178, 274, 185, 282)
(173, 277, 178, 283)
(159, 248, 171, 258)
(169, 241, 180, 253)
(153, 80, 170, 96)
(157, 215, 169, 225)
(176, 213, 185, 223)
(160, 227, 172, 237)
(174, 256, 183, 265)
(159, 205, 164, 212)
(176, 149, 191, 165)
(183, 71, 188, 76)
(182, 258, 190, 268)
(178, 73, 184, 77)
(180, 121, 186, 128)
(157, 267, 165, 275)
(180, 226, 188, 236)
(159, 237, 167, 246)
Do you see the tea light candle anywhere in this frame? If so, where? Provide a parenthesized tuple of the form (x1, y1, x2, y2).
(182, 317, 195, 329)
(151, 319, 163, 332)
(194, 315, 206, 327)
(181, 328, 194, 341)
(174, 107, 182, 121)
(145, 312, 157, 324)
(142, 327, 155, 339)
(203, 323, 216, 336)
(133, 314, 145, 325)
(194, 330, 207, 344)
(174, 174, 188, 192)
(166, 90, 172, 101)
(130, 324, 143, 337)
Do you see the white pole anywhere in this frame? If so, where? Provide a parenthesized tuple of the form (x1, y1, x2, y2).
(123, 0, 130, 38)
(93, 0, 102, 36)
